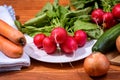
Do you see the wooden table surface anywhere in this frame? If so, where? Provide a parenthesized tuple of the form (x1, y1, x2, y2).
(0, 0, 120, 80)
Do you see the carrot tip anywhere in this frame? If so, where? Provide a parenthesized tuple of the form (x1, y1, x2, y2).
(19, 38, 26, 46)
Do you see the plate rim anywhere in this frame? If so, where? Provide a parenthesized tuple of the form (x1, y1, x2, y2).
(24, 38, 96, 63)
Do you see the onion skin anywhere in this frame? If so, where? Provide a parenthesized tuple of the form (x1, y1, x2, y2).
(83, 52, 110, 77)
(116, 36, 120, 53)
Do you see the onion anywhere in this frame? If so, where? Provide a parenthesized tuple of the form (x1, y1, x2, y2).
(116, 36, 120, 53)
(83, 52, 110, 77)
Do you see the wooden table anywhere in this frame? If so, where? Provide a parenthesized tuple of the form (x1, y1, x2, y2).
(0, 0, 120, 80)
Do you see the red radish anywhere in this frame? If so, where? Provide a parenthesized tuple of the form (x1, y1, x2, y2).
(51, 27, 68, 44)
(112, 3, 120, 20)
(60, 36, 78, 54)
(91, 9, 104, 24)
(74, 30, 87, 47)
(103, 19, 117, 29)
(102, 12, 117, 29)
(48, 35, 55, 43)
(33, 33, 46, 48)
(43, 36, 57, 54)
(103, 12, 114, 23)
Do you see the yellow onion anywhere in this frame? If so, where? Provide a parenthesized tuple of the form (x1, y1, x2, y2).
(83, 52, 110, 77)
(116, 36, 120, 53)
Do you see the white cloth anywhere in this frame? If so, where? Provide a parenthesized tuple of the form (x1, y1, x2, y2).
(0, 5, 30, 72)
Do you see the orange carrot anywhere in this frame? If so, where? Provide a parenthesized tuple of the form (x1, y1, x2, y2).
(0, 35, 23, 58)
(0, 19, 26, 46)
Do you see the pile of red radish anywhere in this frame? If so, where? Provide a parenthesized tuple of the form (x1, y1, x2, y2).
(91, 3, 120, 29)
(33, 27, 87, 54)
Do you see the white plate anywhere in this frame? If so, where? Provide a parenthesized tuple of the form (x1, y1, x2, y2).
(24, 35, 96, 63)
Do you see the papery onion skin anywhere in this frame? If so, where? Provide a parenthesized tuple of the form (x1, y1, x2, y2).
(116, 36, 120, 53)
(83, 52, 110, 77)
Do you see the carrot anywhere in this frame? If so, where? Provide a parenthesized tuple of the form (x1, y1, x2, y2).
(0, 19, 26, 46)
(0, 35, 23, 58)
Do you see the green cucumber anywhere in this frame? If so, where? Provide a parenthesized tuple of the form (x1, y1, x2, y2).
(92, 23, 120, 53)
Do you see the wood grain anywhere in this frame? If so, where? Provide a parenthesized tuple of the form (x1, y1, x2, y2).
(0, 0, 70, 23)
(106, 50, 120, 65)
(0, 0, 120, 80)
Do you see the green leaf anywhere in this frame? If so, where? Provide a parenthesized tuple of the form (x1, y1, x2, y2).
(86, 28, 103, 39)
(24, 13, 49, 27)
(14, 20, 23, 32)
(74, 20, 98, 30)
(35, 2, 53, 17)
(101, 0, 120, 12)
(64, 7, 92, 18)
(70, 0, 95, 9)
(22, 25, 54, 37)
(59, 6, 69, 21)
(73, 20, 103, 39)
(46, 10, 57, 18)
(53, 0, 59, 10)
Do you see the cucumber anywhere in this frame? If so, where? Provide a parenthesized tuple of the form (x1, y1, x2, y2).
(92, 23, 120, 53)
